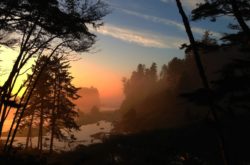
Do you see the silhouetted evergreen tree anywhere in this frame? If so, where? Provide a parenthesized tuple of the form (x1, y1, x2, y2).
(19, 56, 54, 151)
(212, 55, 250, 117)
(48, 56, 80, 153)
(8, 55, 80, 153)
(0, 0, 109, 141)
(121, 63, 159, 114)
(175, 0, 229, 164)
(192, 0, 250, 34)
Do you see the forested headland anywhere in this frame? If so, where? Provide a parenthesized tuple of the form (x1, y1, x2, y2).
(0, 0, 250, 165)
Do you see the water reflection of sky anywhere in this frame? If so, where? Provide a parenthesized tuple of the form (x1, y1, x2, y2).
(3, 121, 113, 152)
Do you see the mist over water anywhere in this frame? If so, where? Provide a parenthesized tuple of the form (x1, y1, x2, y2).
(2, 121, 113, 152)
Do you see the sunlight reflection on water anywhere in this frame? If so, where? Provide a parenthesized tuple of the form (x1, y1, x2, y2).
(2, 120, 113, 152)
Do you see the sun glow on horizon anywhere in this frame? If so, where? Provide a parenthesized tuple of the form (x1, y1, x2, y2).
(0, 46, 33, 96)
(0, 45, 124, 108)
(0, 46, 124, 131)
(70, 58, 124, 107)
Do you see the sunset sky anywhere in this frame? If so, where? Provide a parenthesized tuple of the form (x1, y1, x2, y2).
(0, 0, 235, 109)
(70, 0, 234, 108)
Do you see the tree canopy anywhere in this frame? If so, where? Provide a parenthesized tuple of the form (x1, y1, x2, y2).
(191, 0, 250, 35)
(0, 0, 109, 51)
(0, 0, 109, 151)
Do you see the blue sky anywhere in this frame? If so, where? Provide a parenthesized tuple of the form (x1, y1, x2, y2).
(71, 0, 235, 107)
(86, 0, 232, 69)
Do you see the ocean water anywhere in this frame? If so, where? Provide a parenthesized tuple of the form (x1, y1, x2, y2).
(3, 120, 113, 152)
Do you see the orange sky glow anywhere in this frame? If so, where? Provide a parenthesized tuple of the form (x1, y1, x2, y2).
(0, 46, 125, 131)
(0, 46, 124, 108)
(70, 58, 124, 107)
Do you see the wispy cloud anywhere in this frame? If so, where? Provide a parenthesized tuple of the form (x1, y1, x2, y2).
(121, 9, 221, 38)
(90, 24, 186, 49)
(160, 0, 203, 9)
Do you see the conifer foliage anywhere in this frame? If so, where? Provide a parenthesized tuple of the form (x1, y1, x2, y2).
(21, 55, 80, 152)
(191, 0, 250, 36)
(0, 0, 108, 141)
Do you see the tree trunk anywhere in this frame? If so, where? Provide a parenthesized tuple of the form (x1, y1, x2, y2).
(0, 105, 8, 138)
(0, 20, 38, 139)
(25, 110, 35, 149)
(230, 0, 250, 36)
(5, 43, 62, 153)
(175, 1, 230, 165)
(49, 107, 56, 154)
(50, 78, 57, 154)
(38, 105, 44, 152)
